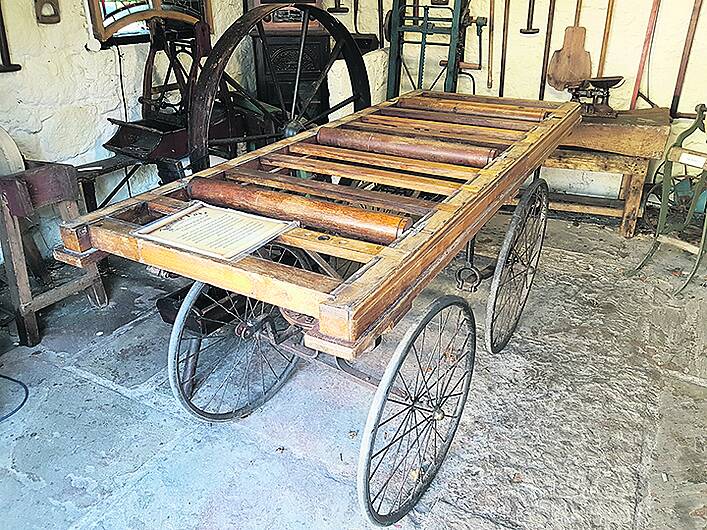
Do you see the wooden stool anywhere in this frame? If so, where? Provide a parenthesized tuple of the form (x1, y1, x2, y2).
(0, 162, 108, 346)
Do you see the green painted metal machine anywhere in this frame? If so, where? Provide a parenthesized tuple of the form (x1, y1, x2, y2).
(635, 104, 707, 293)
(385, 0, 486, 98)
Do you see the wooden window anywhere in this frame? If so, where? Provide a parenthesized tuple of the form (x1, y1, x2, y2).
(87, 0, 213, 42)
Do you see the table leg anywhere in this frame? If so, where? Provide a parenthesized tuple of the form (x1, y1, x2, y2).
(620, 159, 650, 238)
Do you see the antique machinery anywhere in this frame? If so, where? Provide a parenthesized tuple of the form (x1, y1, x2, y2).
(566, 76, 623, 118)
(385, 0, 486, 98)
(189, 4, 370, 172)
(634, 104, 707, 293)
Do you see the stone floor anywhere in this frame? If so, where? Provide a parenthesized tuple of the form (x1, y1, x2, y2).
(0, 216, 705, 530)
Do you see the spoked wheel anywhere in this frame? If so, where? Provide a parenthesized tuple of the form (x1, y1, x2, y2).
(141, 18, 210, 122)
(485, 178, 549, 354)
(167, 245, 309, 422)
(189, 3, 371, 171)
(358, 295, 476, 526)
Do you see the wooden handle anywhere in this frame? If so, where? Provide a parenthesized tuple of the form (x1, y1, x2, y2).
(597, 0, 615, 76)
(188, 177, 412, 245)
(574, 0, 583, 25)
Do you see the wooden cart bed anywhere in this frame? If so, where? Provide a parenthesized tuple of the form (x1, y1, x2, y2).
(56, 90, 581, 358)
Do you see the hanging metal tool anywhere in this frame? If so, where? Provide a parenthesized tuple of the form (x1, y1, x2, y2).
(487, 0, 494, 89)
(498, 0, 511, 96)
(671, 0, 703, 119)
(0, 1, 20, 73)
(520, 0, 539, 35)
(538, 0, 557, 99)
(327, 0, 349, 16)
(630, 0, 660, 109)
(596, 0, 615, 76)
(386, 0, 471, 98)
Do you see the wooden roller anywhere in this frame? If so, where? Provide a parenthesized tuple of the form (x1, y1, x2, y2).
(316, 128, 496, 168)
(188, 177, 412, 245)
(397, 96, 549, 122)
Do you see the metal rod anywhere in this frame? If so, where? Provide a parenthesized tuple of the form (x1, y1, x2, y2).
(670, 0, 703, 118)
(630, 0, 660, 109)
(596, 0, 615, 76)
(487, 0, 494, 89)
(499, 0, 511, 97)
(538, 0, 557, 99)
(520, 0, 540, 34)
(257, 21, 288, 118)
(291, 7, 311, 119)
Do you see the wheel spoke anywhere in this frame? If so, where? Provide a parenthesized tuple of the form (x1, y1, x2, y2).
(291, 7, 311, 118)
(256, 21, 289, 117)
(295, 38, 346, 121)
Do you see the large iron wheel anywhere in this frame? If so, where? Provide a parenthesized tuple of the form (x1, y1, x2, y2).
(189, 3, 371, 171)
(167, 245, 309, 422)
(358, 295, 476, 526)
(141, 18, 210, 122)
(485, 178, 549, 354)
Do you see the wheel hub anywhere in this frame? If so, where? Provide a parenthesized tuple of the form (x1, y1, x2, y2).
(284, 118, 308, 138)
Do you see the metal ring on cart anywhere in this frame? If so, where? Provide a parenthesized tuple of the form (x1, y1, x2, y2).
(485, 178, 549, 354)
(167, 244, 310, 422)
(357, 295, 476, 526)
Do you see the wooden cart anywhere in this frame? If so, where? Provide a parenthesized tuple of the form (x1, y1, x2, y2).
(55, 90, 580, 526)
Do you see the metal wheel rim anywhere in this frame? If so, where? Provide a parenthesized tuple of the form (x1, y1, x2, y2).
(188, 3, 371, 171)
(167, 245, 307, 422)
(485, 178, 549, 354)
(358, 295, 476, 526)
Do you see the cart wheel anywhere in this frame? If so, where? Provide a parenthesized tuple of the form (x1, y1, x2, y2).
(167, 245, 308, 422)
(486, 178, 549, 354)
(358, 295, 476, 526)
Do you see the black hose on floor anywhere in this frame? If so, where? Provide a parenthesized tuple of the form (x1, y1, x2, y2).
(0, 373, 29, 423)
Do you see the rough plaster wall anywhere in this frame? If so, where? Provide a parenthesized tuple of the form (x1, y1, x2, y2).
(0, 0, 244, 260)
(1, 0, 706, 261)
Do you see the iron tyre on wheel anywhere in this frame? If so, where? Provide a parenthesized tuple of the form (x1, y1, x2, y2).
(167, 245, 308, 422)
(486, 178, 549, 354)
(358, 295, 476, 526)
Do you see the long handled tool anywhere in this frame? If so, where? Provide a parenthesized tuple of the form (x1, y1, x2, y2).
(538, 0, 557, 99)
(520, 0, 539, 35)
(596, 0, 615, 76)
(547, 0, 591, 90)
(671, 0, 703, 118)
(630, 0, 660, 109)
(487, 0, 494, 89)
(498, 0, 511, 96)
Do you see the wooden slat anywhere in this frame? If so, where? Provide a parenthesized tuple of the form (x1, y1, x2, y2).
(289, 143, 476, 182)
(147, 192, 388, 263)
(316, 101, 582, 343)
(398, 96, 549, 122)
(418, 90, 565, 109)
(377, 106, 536, 132)
(260, 154, 461, 196)
(223, 166, 435, 216)
(89, 218, 339, 318)
(360, 114, 526, 141)
(343, 121, 512, 150)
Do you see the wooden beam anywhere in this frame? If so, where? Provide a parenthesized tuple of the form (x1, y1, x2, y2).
(88, 218, 339, 318)
(261, 154, 461, 196)
(288, 143, 477, 182)
(223, 165, 436, 215)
